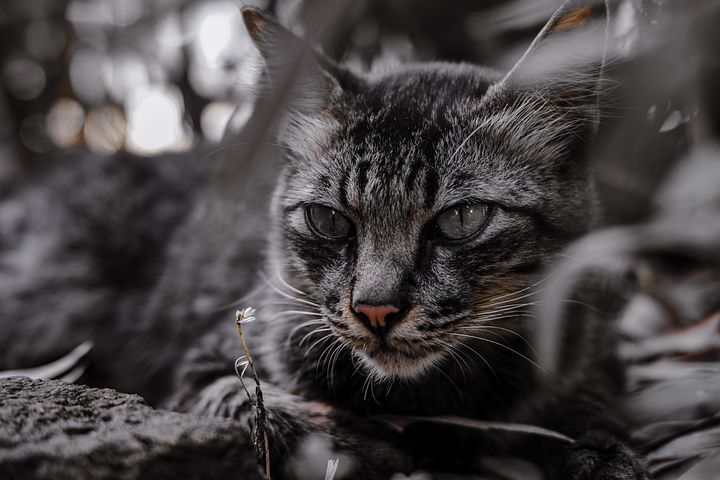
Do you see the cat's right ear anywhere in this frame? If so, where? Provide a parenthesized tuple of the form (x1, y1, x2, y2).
(494, 0, 611, 130)
(241, 7, 346, 120)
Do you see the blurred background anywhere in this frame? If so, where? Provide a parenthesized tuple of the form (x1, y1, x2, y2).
(2, 0, 555, 160)
(1, 0, 719, 224)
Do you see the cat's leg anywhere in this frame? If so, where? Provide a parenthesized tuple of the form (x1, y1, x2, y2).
(531, 375, 650, 480)
(179, 375, 407, 479)
(553, 429, 649, 480)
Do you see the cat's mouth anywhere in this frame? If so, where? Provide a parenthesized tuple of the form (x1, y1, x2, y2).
(334, 305, 446, 378)
(351, 336, 445, 379)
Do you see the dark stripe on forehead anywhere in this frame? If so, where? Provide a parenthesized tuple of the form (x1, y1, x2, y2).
(424, 165, 439, 208)
(356, 160, 371, 196)
(338, 170, 350, 208)
(405, 158, 422, 193)
(317, 173, 330, 190)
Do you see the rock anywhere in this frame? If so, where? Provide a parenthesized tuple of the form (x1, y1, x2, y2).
(0, 376, 261, 480)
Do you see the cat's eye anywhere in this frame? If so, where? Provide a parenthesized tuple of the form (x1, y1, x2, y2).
(305, 205, 352, 240)
(435, 202, 490, 240)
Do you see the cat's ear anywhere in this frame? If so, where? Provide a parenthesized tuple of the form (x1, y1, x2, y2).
(496, 0, 610, 127)
(241, 7, 348, 154)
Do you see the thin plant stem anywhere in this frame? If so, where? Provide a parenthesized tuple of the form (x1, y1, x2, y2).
(235, 308, 271, 479)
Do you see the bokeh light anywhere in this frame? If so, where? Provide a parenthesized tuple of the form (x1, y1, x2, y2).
(186, 2, 260, 98)
(24, 20, 66, 61)
(1, 57, 46, 101)
(70, 48, 107, 104)
(103, 50, 150, 104)
(19, 114, 51, 153)
(46, 98, 85, 149)
(125, 84, 186, 155)
(200, 101, 236, 143)
(84, 105, 126, 155)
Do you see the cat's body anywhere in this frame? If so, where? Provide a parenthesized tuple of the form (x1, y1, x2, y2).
(0, 1, 650, 478)
(169, 4, 647, 478)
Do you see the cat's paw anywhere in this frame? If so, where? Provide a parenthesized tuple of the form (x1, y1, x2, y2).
(557, 430, 649, 480)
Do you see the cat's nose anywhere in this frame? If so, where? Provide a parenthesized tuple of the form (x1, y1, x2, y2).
(352, 303, 407, 336)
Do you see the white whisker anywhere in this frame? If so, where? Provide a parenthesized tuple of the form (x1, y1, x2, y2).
(453, 340, 498, 381)
(299, 328, 332, 348)
(448, 332, 543, 372)
(287, 319, 326, 346)
(304, 333, 335, 357)
(270, 267, 309, 296)
(460, 325, 539, 357)
(271, 310, 323, 319)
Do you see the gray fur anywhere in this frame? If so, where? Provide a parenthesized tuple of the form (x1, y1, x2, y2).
(170, 4, 648, 479)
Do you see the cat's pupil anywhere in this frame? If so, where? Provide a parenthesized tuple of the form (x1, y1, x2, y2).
(436, 203, 488, 240)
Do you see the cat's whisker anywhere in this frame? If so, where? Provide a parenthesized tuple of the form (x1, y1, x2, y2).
(464, 312, 540, 323)
(319, 340, 340, 388)
(270, 310, 324, 320)
(452, 339, 499, 381)
(561, 298, 602, 312)
(328, 340, 350, 389)
(303, 333, 335, 357)
(361, 374, 372, 402)
(465, 306, 537, 324)
(429, 362, 463, 400)
(479, 270, 558, 307)
(315, 338, 340, 378)
(368, 376, 380, 405)
(260, 271, 321, 307)
(449, 332, 543, 372)
(460, 325, 539, 357)
(286, 319, 326, 346)
(466, 327, 508, 344)
(486, 294, 541, 309)
(271, 310, 324, 319)
(263, 300, 321, 310)
(437, 339, 471, 378)
(484, 286, 547, 308)
(299, 327, 332, 348)
(319, 339, 348, 391)
(317, 337, 342, 364)
(480, 301, 538, 315)
(264, 282, 321, 308)
(466, 311, 533, 322)
(269, 267, 310, 297)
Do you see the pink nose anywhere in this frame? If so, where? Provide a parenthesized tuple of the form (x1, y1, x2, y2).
(353, 304, 401, 330)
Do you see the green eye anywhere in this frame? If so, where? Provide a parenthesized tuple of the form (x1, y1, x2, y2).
(306, 205, 352, 239)
(436, 202, 490, 240)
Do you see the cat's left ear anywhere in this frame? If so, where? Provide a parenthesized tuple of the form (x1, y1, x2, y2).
(496, 0, 610, 128)
(241, 7, 351, 154)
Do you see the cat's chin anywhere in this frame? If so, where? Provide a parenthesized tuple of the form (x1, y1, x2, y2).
(355, 347, 444, 380)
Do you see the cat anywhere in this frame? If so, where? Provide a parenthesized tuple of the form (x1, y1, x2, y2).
(167, 2, 650, 479)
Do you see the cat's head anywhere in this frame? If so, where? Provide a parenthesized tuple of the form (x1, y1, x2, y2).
(244, 2, 609, 380)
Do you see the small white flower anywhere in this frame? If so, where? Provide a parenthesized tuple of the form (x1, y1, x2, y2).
(234, 356, 249, 378)
(236, 306, 256, 324)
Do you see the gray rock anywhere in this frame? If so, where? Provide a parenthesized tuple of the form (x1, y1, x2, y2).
(0, 376, 261, 480)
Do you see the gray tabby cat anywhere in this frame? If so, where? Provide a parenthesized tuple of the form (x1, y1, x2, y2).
(169, 2, 649, 478)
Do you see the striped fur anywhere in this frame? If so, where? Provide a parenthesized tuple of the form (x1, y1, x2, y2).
(172, 3, 648, 478)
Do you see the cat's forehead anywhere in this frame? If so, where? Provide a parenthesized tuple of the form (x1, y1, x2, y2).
(321, 66, 502, 212)
(347, 63, 500, 143)
(287, 64, 555, 221)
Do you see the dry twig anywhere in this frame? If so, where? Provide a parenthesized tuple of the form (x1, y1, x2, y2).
(234, 307, 271, 479)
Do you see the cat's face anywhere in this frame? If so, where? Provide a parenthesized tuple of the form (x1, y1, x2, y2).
(245, 6, 606, 380)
